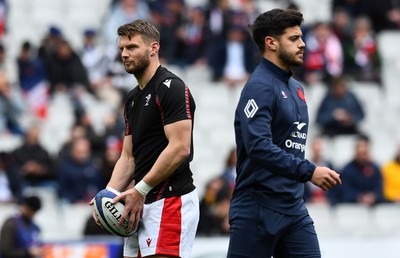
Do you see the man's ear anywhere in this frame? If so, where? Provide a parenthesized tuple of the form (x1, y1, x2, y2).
(150, 41, 160, 56)
(265, 36, 277, 51)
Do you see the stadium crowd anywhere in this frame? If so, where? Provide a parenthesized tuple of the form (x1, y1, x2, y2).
(0, 0, 400, 239)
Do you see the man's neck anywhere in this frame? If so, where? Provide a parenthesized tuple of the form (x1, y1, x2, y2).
(136, 61, 161, 90)
(263, 53, 290, 72)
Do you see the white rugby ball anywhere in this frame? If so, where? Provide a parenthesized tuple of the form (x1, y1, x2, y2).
(93, 188, 136, 237)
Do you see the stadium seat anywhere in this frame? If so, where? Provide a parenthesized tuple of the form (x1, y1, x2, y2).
(349, 81, 384, 137)
(372, 203, 400, 235)
(0, 134, 23, 152)
(329, 135, 358, 170)
(291, 0, 332, 25)
(61, 203, 93, 240)
(377, 31, 400, 109)
(334, 204, 377, 236)
(307, 203, 342, 236)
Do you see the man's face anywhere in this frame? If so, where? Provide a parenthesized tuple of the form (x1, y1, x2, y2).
(20, 205, 36, 221)
(119, 34, 151, 75)
(355, 140, 370, 163)
(276, 26, 305, 68)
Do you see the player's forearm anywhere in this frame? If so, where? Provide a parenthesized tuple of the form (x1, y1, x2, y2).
(107, 154, 135, 192)
(141, 142, 190, 187)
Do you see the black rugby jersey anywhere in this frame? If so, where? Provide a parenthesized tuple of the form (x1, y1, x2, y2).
(124, 66, 196, 203)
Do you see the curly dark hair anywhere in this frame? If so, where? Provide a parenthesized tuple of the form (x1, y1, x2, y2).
(249, 9, 304, 52)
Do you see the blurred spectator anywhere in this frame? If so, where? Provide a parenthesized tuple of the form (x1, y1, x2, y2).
(0, 43, 17, 84)
(342, 16, 381, 83)
(0, 195, 42, 258)
(103, 106, 125, 141)
(381, 143, 400, 202)
(38, 26, 64, 67)
(303, 22, 343, 84)
(339, 135, 384, 205)
(197, 177, 231, 236)
(220, 147, 236, 193)
(73, 109, 106, 160)
(99, 136, 122, 188)
(79, 29, 109, 93)
(104, 48, 137, 95)
(0, 0, 6, 39)
(210, 24, 257, 84)
(57, 137, 102, 204)
(147, 2, 173, 64)
(240, 0, 260, 26)
(161, 0, 187, 65)
(331, 7, 353, 43)
(207, 0, 231, 39)
(0, 71, 26, 135)
(46, 39, 91, 94)
(12, 124, 56, 189)
(316, 76, 365, 137)
(362, 0, 400, 32)
(0, 152, 21, 203)
(332, 0, 365, 18)
(304, 137, 335, 204)
(102, 0, 150, 47)
(17, 41, 50, 120)
(57, 124, 87, 162)
(175, 6, 211, 66)
(206, 0, 231, 78)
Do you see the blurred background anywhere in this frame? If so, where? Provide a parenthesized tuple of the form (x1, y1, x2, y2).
(1, 0, 400, 257)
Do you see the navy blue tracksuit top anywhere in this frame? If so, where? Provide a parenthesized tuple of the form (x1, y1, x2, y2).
(233, 58, 316, 215)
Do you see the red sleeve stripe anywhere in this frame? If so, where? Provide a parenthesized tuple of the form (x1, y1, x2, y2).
(156, 96, 164, 125)
(185, 85, 192, 119)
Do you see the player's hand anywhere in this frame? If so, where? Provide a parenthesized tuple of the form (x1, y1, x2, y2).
(112, 188, 145, 233)
(88, 198, 103, 228)
(311, 166, 342, 191)
(29, 246, 42, 257)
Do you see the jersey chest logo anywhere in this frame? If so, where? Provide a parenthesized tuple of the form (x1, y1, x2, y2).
(145, 94, 152, 106)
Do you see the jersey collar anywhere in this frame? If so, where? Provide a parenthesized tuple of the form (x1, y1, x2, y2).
(261, 58, 292, 83)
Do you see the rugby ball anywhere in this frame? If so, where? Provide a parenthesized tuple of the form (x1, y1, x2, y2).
(93, 188, 136, 237)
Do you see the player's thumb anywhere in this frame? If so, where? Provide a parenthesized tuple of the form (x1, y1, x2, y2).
(106, 187, 122, 204)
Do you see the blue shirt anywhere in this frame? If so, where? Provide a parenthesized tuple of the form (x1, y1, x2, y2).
(233, 58, 316, 215)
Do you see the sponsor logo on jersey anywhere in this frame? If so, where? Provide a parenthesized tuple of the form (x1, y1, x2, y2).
(285, 121, 307, 152)
(244, 99, 258, 118)
(146, 238, 152, 247)
(294, 121, 307, 130)
(163, 79, 172, 88)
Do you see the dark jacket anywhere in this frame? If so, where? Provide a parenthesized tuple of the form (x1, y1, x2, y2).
(233, 58, 316, 215)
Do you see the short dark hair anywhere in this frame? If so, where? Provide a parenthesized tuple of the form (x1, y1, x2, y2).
(249, 8, 304, 52)
(22, 195, 42, 212)
(117, 19, 160, 44)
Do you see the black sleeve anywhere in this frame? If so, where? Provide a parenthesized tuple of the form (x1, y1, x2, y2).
(156, 78, 193, 125)
(0, 218, 31, 258)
